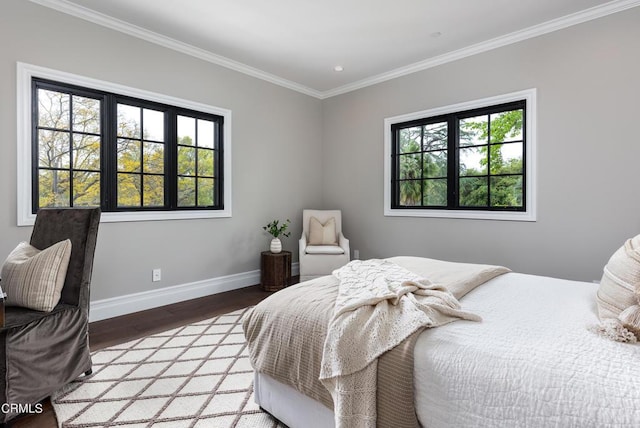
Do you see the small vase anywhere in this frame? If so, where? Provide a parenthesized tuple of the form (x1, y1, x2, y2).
(270, 238, 282, 253)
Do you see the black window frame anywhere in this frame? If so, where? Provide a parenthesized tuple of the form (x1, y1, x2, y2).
(390, 100, 526, 212)
(31, 78, 225, 214)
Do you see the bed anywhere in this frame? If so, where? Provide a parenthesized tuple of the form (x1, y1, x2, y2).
(243, 256, 640, 427)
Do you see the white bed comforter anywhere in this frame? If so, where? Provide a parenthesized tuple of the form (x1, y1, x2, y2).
(415, 272, 640, 427)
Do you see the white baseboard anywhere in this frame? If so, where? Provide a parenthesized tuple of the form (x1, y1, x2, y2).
(89, 262, 299, 322)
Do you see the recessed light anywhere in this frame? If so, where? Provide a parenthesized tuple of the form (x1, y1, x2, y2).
(333, 65, 344, 72)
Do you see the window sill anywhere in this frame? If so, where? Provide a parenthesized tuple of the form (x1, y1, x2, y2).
(384, 208, 535, 222)
(18, 209, 232, 226)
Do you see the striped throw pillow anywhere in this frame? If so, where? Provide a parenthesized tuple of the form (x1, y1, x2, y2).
(0, 239, 72, 312)
(596, 234, 640, 339)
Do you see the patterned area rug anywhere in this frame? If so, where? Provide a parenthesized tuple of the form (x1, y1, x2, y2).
(52, 308, 285, 427)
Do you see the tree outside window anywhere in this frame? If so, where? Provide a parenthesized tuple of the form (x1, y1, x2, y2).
(392, 101, 526, 211)
(33, 79, 224, 213)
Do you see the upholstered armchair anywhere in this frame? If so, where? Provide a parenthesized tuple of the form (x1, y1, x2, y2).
(0, 208, 100, 423)
(299, 209, 350, 281)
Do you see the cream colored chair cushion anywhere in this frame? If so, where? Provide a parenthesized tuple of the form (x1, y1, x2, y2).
(0, 239, 72, 312)
(305, 245, 345, 255)
(309, 217, 338, 245)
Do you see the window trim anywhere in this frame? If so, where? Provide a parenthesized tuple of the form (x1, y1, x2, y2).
(383, 89, 537, 221)
(17, 62, 232, 226)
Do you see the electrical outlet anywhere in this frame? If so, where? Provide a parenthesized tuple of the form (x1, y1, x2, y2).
(152, 268, 162, 282)
(354, 249, 360, 259)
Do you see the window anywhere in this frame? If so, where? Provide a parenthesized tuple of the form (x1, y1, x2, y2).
(35, 85, 103, 209)
(384, 89, 536, 221)
(18, 63, 232, 225)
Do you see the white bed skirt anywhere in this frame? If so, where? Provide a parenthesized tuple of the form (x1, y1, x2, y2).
(254, 372, 335, 428)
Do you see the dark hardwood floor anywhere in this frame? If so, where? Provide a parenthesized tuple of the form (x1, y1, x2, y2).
(10, 280, 292, 428)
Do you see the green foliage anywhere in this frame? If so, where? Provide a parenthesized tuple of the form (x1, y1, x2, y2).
(263, 219, 291, 238)
(398, 125, 448, 206)
(458, 175, 523, 208)
(38, 91, 102, 208)
(397, 108, 524, 208)
(37, 89, 217, 209)
(458, 110, 524, 207)
(176, 140, 215, 207)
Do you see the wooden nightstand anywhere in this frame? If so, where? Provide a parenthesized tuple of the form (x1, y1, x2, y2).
(261, 251, 292, 292)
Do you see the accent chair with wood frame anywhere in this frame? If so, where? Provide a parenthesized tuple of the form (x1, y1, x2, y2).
(0, 208, 100, 423)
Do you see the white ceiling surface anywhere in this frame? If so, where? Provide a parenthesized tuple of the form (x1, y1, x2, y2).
(32, 0, 640, 98)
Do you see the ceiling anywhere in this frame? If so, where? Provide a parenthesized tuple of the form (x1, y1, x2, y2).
(30, 0, 639, 98)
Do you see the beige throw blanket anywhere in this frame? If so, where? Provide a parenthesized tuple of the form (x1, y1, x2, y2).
(320, 259, 482, 427)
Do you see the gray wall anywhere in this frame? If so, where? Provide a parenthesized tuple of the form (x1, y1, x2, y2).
(0, 1, 323, 300)
(322, 8, 640, 282)
(2, 2, 639, 305)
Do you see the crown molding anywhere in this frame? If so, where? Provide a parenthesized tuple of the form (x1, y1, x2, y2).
(27, 0, 324, 99)
(29, 0, 640, 100)
(320, 0, 640, 99)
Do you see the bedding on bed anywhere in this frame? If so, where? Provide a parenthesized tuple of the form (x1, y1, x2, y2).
(242, 256, 509, 428)
(414, 272, 640, 427)
(243, 277, 426, 428)
(320, 259, 485, 427)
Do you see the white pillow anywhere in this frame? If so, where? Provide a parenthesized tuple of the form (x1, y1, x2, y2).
(308, 217, 337, 246)
(0, 239, 72, 312)
(594, 234, 640, 341)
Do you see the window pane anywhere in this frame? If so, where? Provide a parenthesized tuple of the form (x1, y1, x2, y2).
(117, 173, 141, 207)
(197, 149, 214, 177)
(178, 177, 196, 207)
(423, 150, 447, 178)
(72, 95, 100, 134)
(490, 142, 523, 175)
(398, 180, 421, 206)
(459, 115, 488, 147)
(423, 122, 447, 151)
(38, 89, 70, 130)
(459, 176, 488, 207)
(117, 140, 141, 172)
(459, 146, 487, 176)
(73, 134, 100, 171)
(490, 109, 523, 143)
(117, 104, 141, 138)
(197, 119, 214, 148)
(73, 171, 100, 206)
(399, 127, 421, 154)
(177, 115, 195, 146)
(32, 80, 227, 214)
(399, 154, 421, 179)
(197, 178, 214, 206)
(143, 175, 164, 206)
(143, 108, 164, 142)
(389, 98, 527, 215)
(423, 179, 447, 206)
(38, 130, 70, 168)
(38, 170, 70, 207)
(143, 142, 164, 174)
(178, 146, 196, 175)
(490, 176, 523, 208)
